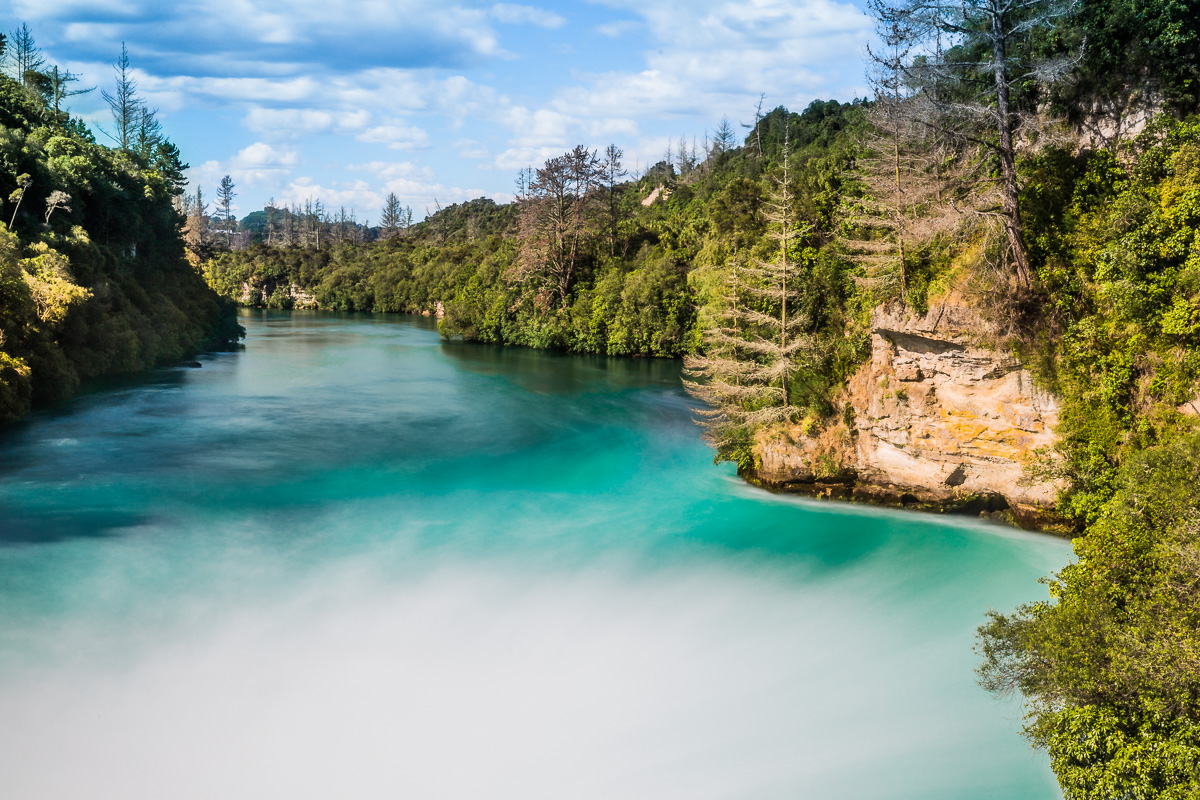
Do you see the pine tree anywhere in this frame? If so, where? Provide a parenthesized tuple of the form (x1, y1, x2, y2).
(841, 6, 931, 304)
(685, 124, 812, 450)
(871, 0, 1080, 287)
(216, 175, 236, 246)
(48, 66, 94, 117)
(5, 24, 45, 87)
(601, 144, 625, 256)
(102, 43, 139, 151)
(380, 192, 401, 238)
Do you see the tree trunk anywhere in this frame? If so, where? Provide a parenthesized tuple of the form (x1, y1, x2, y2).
(991, 5, 1031, 287)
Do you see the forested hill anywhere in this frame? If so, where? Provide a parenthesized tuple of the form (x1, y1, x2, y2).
(0, 67, 242, 423)
(203, 98, 860, 360)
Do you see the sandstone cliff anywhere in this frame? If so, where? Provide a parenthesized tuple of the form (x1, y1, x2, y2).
(753, 302, 1062, 527)
(239, 280, 318, 309)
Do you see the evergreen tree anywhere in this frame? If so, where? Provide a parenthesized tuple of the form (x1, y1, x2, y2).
(685, 125, 810, 451)
(380, 192, 401, 238)
(217, 175, 236, 246)
(5, 24, 45, 88)
(102, 43, 139, 151)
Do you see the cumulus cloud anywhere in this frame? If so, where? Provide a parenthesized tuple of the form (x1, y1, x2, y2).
(477, 0, 871, 173)
(187, 142, 302, 211)
(20, 0, 874, 218)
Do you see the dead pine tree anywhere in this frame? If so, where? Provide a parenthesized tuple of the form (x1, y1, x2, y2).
(872, 0, 1081, 289)
(513, 145, 603, 308)
(685, 123, 812, 450)
(841, 5, 939, 305)
(740, 93, 766, 159)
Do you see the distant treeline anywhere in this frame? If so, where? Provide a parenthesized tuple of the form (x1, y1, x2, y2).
(203, 99, 861, 362)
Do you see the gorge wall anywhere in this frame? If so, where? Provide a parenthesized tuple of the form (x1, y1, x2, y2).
(752, 302, 1062, 528)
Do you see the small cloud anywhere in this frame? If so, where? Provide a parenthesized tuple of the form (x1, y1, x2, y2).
(491, 3, 566, 29)
(596, 20, 640, 38)
(454, 139, 491, 160)
(356, 123, 431, 151)
(244, 107, 371, 137)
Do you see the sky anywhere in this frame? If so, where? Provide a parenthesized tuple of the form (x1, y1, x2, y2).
(5, 0, 874, 223)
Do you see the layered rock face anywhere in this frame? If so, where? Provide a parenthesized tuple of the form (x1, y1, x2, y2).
(239, 280, 317, 309)
(754, 303, 1061, 524)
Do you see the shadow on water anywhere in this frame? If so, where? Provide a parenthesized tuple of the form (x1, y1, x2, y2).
(0, 503, 154, 545)
(438, 340, 684, 396)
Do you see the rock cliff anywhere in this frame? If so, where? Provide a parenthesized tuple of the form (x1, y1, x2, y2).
(239, 280, 318, 309)
(753, 302, 1062, 527)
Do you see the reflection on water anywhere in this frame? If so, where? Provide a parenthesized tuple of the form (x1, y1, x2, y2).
(0, 311, 1067, 800)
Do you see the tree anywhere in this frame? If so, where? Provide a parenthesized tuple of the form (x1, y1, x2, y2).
(102, 43, 139, 151)
(265, 199, 279, 245)
(513, 145, 603, 308)
(133, 104, 163, 160)
(977, 434, 1200, 798)
(685, 124, 811, 453)
(842, 0, 953, 304)
(600, 144, 626, 257)
(741, 93, 766, 158)
(43, 191, 71, 225)
(380, 192, 401, 238)
(713, 116, 737, 155)
(5, 24, 45, 88)
(183, 185, 209, 254)
(47, 66, 94, 117)
(874, 0, 1080, 287)
(216, 175, 236, 246)
(7, 174, 32, 228)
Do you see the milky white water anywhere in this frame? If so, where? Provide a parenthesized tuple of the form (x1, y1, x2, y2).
(0, 310, 1067, 799)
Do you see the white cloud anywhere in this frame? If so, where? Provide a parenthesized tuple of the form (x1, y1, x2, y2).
(244, 108, 372, 137)
(596, 20, 641, 38)
(356, 124, 431, 151)
(491, 3, 566, 29)
(187, 142, 303, 211)
(552, 0, 871, 122)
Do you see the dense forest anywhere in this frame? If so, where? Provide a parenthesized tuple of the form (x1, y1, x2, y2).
(0, 29, 241, 423)
(200, 0, 1200, 794)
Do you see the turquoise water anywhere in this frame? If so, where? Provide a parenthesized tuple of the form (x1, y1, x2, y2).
(0, 310, 1068, 799)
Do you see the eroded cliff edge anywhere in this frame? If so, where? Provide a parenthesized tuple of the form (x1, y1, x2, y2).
(751, 302, 1063, 529)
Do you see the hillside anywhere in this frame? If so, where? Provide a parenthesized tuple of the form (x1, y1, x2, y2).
(0, 73, 242, 423)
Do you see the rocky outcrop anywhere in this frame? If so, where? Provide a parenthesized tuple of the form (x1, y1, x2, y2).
(239, 280, 317, 309)
(753, 302, 1064, 528)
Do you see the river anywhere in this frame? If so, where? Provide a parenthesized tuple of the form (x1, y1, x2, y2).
(0, 310, 1068, 799)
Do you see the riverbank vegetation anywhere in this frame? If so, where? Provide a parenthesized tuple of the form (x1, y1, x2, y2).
(0, 28, 241, 423)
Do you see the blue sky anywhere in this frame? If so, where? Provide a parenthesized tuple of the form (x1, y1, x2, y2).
(8, 0, 874, 223)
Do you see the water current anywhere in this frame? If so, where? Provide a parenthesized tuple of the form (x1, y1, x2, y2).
(0, 310, 1069, 799)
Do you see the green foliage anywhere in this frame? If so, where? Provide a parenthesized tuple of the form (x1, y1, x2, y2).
(0, 68, 240, 423)
(1019, 118, 1200, 523)
(207, 102, 865, 366)
(1039, 0, 1200, 117)
(978, 434, 1200, 799)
